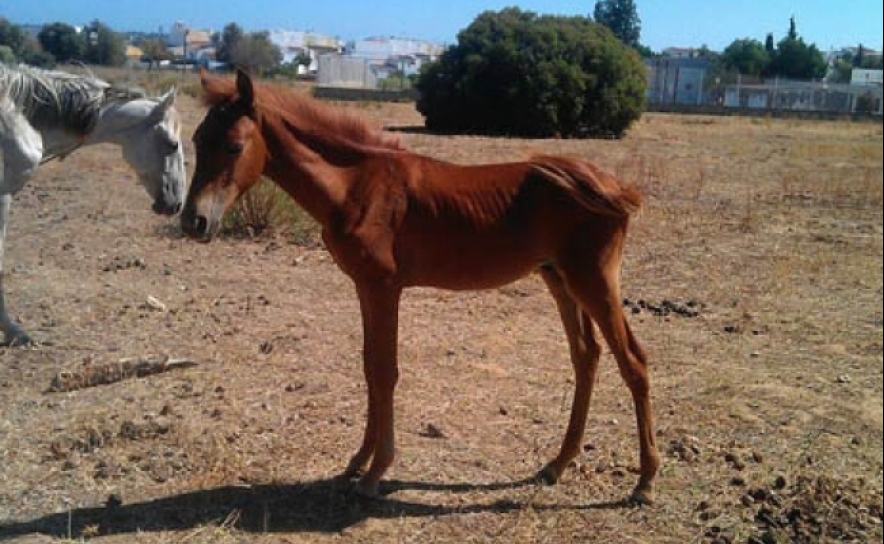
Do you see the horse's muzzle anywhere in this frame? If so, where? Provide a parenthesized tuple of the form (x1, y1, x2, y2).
(181, 212, 213, 242)
(153, 199, 183, 216)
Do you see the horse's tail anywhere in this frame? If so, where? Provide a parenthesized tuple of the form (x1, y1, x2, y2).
(530, 155, 642, 219)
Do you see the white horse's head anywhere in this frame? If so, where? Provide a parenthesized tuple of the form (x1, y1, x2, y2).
(103, 88, 187, 215)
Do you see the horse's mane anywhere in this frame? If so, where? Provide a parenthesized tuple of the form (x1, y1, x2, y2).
(202, 74, 402, 150)
(0, 63, 146, 135)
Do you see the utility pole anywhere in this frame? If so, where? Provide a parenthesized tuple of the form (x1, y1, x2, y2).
(182, 28, 189, 74)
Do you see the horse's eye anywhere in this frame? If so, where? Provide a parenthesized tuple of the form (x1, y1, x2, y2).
(228, 142, 244, 155)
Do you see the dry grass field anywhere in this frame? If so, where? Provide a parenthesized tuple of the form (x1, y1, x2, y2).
(0, 78, 881, 544)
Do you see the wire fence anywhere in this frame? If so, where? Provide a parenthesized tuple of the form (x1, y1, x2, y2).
(646, 63, 883, 116)
(315, 54, 883, 117)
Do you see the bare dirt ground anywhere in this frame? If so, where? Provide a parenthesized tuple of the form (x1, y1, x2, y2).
(1, 89, 881, 544)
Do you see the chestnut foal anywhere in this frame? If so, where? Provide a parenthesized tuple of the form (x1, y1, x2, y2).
(181, 69, 659, 504)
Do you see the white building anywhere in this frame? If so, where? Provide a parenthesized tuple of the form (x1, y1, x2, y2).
(318, 36, 444, 89)
(343, 36, 443, 78)
(267, 30, 341, 73)
(345, 36, 444, 60)
(167, 21, 211, 48)
(850, 68, 883, 87)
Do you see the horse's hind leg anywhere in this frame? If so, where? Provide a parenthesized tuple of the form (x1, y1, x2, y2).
(537, 265, 602, 484)
(560, 259, 659, 505)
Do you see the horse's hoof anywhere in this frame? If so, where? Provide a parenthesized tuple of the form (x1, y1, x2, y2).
(629, 485, 655, 506)
(354, 477, 380, 499)
(342, 459, 367, 480)
(536, 464, 561, 486)
(2, 331, 33, 347)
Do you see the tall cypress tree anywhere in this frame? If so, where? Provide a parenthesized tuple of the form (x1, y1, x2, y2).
(592, 0, 641, 48)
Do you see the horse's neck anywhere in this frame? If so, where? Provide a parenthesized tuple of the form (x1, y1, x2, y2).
(262, 117, 359, 227)
(84, 100, 147, 146)
(35, 100, 140, 161)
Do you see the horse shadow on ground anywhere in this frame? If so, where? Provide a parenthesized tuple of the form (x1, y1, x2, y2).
(0, 476, 631, 540)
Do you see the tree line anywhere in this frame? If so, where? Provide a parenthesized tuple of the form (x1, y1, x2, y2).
(0, 18, 126, 67)
(712, 16, 881, 84)
(590, 1, 882, 83)
(0, 17, 285, 73)
(3, 2, 880, 81)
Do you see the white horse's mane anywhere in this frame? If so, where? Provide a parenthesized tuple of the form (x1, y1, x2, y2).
(0, 63, 146, 136)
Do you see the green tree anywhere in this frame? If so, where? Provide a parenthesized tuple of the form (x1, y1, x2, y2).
(861, 55, 883, 69)
(766, 18, 826, 79)
(592, 0, 641, 48)
(216, 23, 244, 65)
(853, 44, 883, 69)
(24, 49, 56, 68)
(38, 22, 85, 63)
(786, 16, 797, 40)
(230, 31, 282, 73)
(416, 7, 646, 138)
(0, 17, 47, 65)
(0, 44, 15, 64)
(764, 33, 775, 54)
(294, 51, 312, 69)
(0, 17, 28, 58)
(139, 38, 170, 69)
(721, 38, 770, 76)
(827, 57, 854, 83)
(853, 44, 865, 67)
(855, 91, 877, 114)
(83, 20, 126, 66)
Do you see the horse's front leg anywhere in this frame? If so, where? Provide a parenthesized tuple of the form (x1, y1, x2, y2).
(348, 283, 401, 498)
(0, 110, 42, 346)
(342, 354, 378, 478)
(0, 194, 32, 346)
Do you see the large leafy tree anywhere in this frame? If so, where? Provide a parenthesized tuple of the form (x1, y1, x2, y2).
(721, 39, 770, 77)
(1, 17, 50, 65)
(592, 0, 641, 48)
(828, 50, 855, 83)
(138, 38, 171, 69)
(0, 17, 29, 58)
(766, 17, 826, 79)
(416, 7, 646, 138)
(83, 20, 126, 66)
(216, 23, 244, 65)
(0, 45, 14, 64)
(229, 31, 282, 73)
(38, 22, 85, 63)
(854, 44, 883, 69)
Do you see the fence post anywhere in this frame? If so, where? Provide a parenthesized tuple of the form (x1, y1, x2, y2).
(736, 72, 742, 107)
(772, 76, 778, 111)
(698, 69, 704, 106)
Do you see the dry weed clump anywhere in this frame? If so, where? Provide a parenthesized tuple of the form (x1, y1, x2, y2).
(222, 177, 319, 244)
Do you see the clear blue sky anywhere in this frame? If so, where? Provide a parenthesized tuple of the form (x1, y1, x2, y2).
(1, 1, 881, 52)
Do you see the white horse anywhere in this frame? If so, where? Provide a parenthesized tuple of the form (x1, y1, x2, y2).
(0, 64, 187, 346)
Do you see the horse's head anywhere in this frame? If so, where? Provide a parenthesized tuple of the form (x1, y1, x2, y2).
(181, 69, 267, 241)
(115, 88, 187, 216)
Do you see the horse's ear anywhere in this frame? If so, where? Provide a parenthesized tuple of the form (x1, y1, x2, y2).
(235, 68, 255, 110)
(159, 86, 177, 107)
(146, 87, 177, 123)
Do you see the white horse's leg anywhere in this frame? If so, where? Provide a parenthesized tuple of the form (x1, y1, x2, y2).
(0, 102, 43, 345)
(0, 193, 31, 345)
